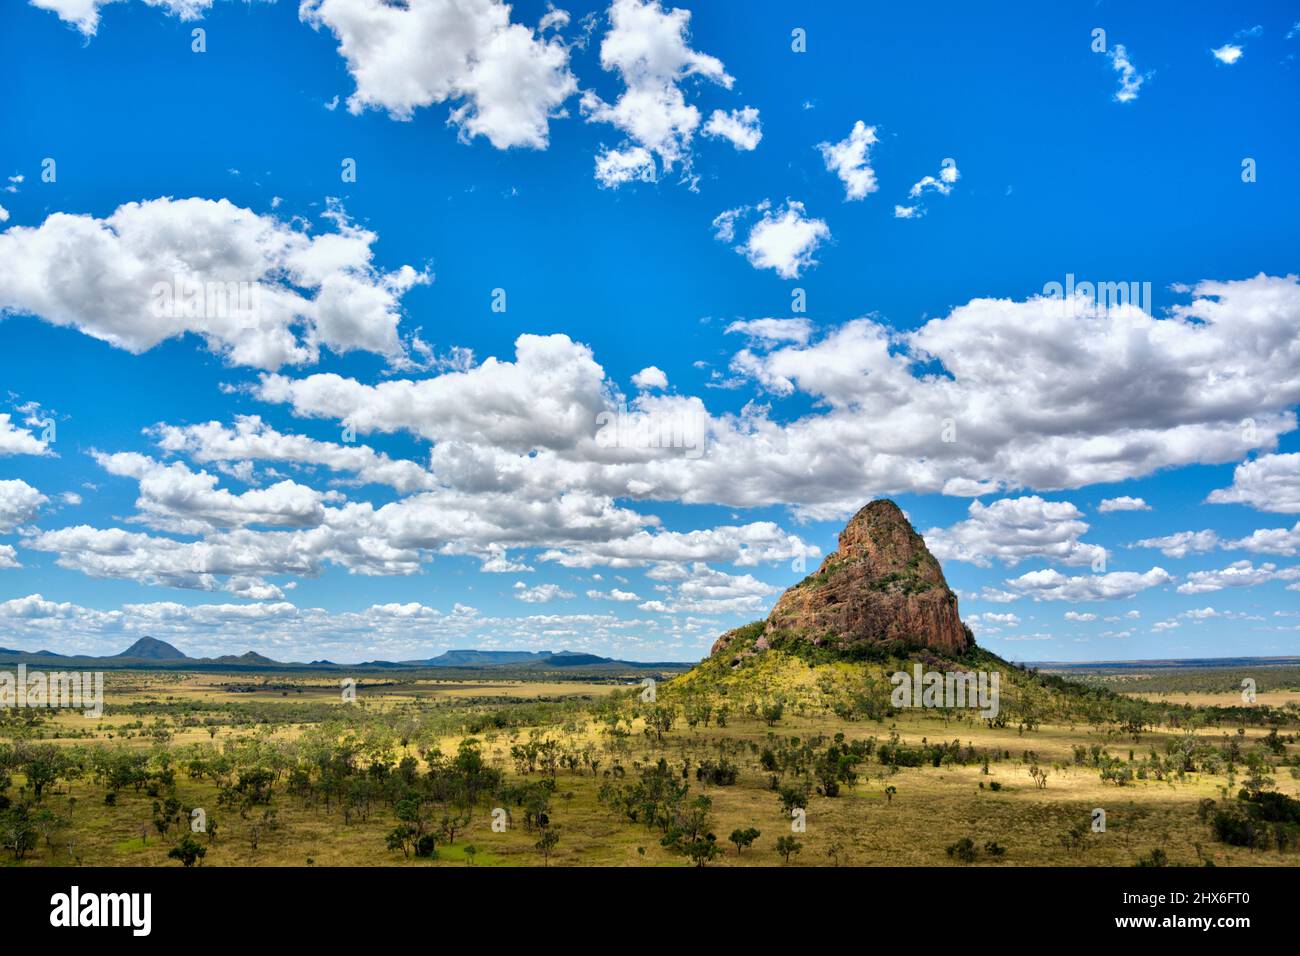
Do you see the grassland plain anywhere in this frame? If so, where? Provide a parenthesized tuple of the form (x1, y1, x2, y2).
(1, 651, 1298, 868)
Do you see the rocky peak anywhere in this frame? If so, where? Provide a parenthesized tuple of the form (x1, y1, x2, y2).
(832, 500, 946, 579)
(711, 499, 970, 662)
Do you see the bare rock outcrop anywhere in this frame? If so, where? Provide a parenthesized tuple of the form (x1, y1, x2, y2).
(711, 499, 971, 662)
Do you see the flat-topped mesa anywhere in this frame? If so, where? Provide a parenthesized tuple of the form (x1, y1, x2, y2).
(711, 499, 971, 662)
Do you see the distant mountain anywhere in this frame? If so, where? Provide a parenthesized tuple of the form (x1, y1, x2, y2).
(410, 650, 685, 670)
(542, 653, 610, 667)
(211, 651, 278, 665)
(0, 640, 690, 673)
(113, 637, 189, 661)
(408, 649, 557, 667)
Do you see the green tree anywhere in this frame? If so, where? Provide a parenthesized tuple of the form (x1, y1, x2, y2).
(825, 839, 846, 866)
(1242, 752, 1275, 797)
(168, 834, 207, 867)
(535, 826, 560, 866)
(1058, 822, 1089, 855)
(775, 835, 802, 864)
(31, 807, 70, 851)
(1136, 848, 1169, 867)
(946, 837, 978, 863)
(761, 700, 785, 727)
(386, 824, 418, 858)
(0, 803, 37, 860)
(17, 744, 66, 803)
(729, 827, 760, 854)
(661, 796, 720, 867)
(645, 706, 676, 744)
(777, 782, 810, 815)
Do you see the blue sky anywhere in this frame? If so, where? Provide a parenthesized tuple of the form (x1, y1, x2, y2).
(0, 0, 1298, 663)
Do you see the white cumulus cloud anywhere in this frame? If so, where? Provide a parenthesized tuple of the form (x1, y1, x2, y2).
(1208, 453, 1300, 513)
(702, 107, 762, 151)
(0, 197, 428, 370)
(1098, 496, 1149, 512)
(513, 581, 574, 603)
(817, 121, 879, 201)
(1107, 43, 1152, 102)
(1006, 566, 1172, 602)
(299, 0, 577, 149)
(632, 366, 668, 390)
(581, 0, 742, 184)
(715, 200, 830, 279)
(0, 479, 49, 532)
(924, 496, 1103, 568)
(1211, 44, 1244, 65)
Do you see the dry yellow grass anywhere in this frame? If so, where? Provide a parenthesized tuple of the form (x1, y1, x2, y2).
(5, 657, 1298, 867)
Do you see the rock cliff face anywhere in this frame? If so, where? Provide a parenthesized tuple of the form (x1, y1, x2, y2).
(711, 500, 970, 662)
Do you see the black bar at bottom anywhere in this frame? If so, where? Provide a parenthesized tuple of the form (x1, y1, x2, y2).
(1, 865, 1280, 941)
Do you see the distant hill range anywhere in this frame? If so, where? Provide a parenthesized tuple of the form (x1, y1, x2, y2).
(1026, 656, 1300, 671)
(0, 638, 689, 674)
